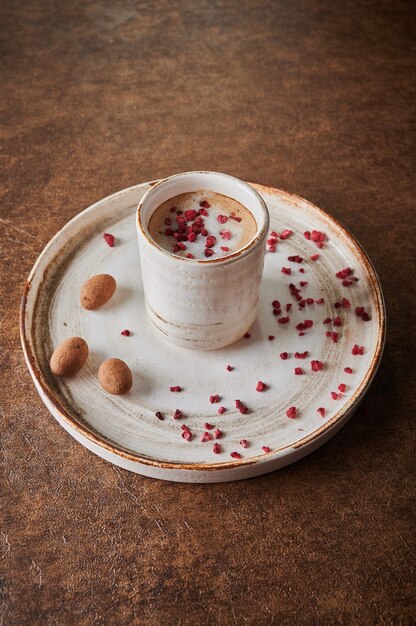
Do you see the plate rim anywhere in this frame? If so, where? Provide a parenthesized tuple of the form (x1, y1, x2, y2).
(20, 181, 386, 473)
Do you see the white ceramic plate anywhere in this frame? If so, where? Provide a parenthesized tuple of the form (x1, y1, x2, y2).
(21, 181, 385, 483)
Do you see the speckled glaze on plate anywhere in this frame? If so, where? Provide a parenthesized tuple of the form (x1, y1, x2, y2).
(20, 181, 385, 483)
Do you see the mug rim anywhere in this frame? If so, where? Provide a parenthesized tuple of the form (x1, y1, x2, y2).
(136, 170, 270, 266)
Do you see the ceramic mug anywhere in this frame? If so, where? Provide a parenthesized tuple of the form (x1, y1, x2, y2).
(136, 171, 269, 350)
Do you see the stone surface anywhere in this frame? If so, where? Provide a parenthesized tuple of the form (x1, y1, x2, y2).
(1, 1, 415, 624)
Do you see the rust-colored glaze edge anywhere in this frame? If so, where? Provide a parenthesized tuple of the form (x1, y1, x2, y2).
(20, 181, 386, 471)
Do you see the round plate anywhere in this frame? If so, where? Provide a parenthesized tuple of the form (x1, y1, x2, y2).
(20, 182, 385, 483)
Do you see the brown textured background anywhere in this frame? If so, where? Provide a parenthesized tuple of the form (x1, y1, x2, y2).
(1, 1, 415, 624)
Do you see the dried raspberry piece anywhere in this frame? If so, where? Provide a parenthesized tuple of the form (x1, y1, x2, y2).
(288, 255, 303, 263)
(218, 406, 226, 415)
(304, 231, 311, 240)
(272, 299, 281, 309)
(206, 235, 216, 248)
(331, 391, 341, 400)
(268, 335, 275, 341)
(310, 254, 320, 261)
(164, 227, 173, 236)
(220, 230, 232, 240)
(220, 246, 229, 252)
(164, 217, 172, 226)
(230, 452, 242, 459)
(306, 298, 314, 305)
(326, 331, 339, 343)
(355, 306, 371, 321)
(333, 316, 343, 326)
(172, 244, 180, 253)
(177, 242, 186, 251)
(311, 360, 323, 372)
(317, 407, 326, 417)
(316, 298, 324, 304)
(213, 443, 221, 454)
(201, 228, 208, 236)
(204, 422, 214, 430)
(299, 268, 305, 273)
(170, 385, 181, 392)
(336, 267, 353, 279)
(280, 352, 289, 360)
(186, 253, 195, 259)
(204, 248, 214, 257)
(352, 344, 364, 355)
(244, 332, 251, 338)
(278, 316, 290, 324)
(286, 406, 297, 419)
(103, 233, 115, 247)
(256, 381, 267, 392)
(182, 431, 193, 441)
(286, 303, 292, 312)
(262, 446, 271, 454)
(296, 320, 313, 331)
(210, 394, 220, 404)
(170, 206, 177, 213)
(155, 411, 164, 420)
(121, 329, 130, 336)
(294, 367, 304, 375)
(235, 399, 249, 414)
(344, 367, 353, 374)
(199, 208, 208, 216)
(280, 229, 292, 239)
(338, 383, 346, 392)
(294, 351, 308, 359)
(323, 318, 331, 325)
(226, 365, 233, 371)
(214, 429, 222, 439)
(173, 409, 183, 419)
(281, 267, 291, 275)
(199, 200, 210, 208)
(184, 209, 197, 221)
(188, 232, 197, 242)
(240, 439, 249, 448)
(217, 214, 228, 224)
(200, 432, 213, 442)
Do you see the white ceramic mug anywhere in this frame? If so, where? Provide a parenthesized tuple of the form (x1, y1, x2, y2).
(136, 171, 269, 350)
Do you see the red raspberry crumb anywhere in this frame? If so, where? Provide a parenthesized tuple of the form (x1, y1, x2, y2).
(278, 316, 290, 324)
(217, 214, 228, 224)
(186, 253, 195, 259)
(170, 206, 177, 213)
(336, 267, 353, 279)
(304, 231, 311, 240)
(317, 407, 326, 417)
(121, 329, 130, 336)
(220, 230, 232, 240)
(204, 422, 214, 430)
(311, 360, 323, 372)
(268, 335, 275, 341)
(182, 431, 193, 441)
(296, 320, 313, 331)
(173, 409, 183, 419)
(184, 209, 197, 221)
(338, 383, 346, 393)
(200, 432, 213, 442)
(311, 254, 320, 261)
(220, 246, 229, 252)
(280, 352, 289, 359)
(272, 300, 281, 309)
(282, 267, 291, 275)
(344, 367, 353, 374)
(333, 316, 343, 326)
(286, 406, 297, 419)
(299, 268, 305, 273)
(326, 331, 339, 343)
(316, 298, 324, 304)
(323, 318, 331, 324)
(235, 399, 249, 414)
(352, 344, 364, 355)
(204, 248, 214, 257)
(240, 439, 249, 448)
(213, 443, 221, 454)
(331, 391, 341, 400)
(280, 229, 292, 239)
(206, 235, 216, 248)
(170, 386, 182, 392)
(103, 233, 115, 247)
(342, 297, 351, 308)
(155, 411, 164, 420)
(226, 365, 233, 371)
(256, 381, 267, 392)
(230, 452, 242, 459)
(262, 446, 271, 454)
(288, 255, 303, 263)
(218, 406, 226, 415)
(199, 208, 208, 217)
(214, 429, 222, 439)
(355, 306, 371, 321)
(210, 394, 220, 404)
(244, 332, 251, 338)
(295, 351, 308, 359)
(294, 367, 304, 375)
(199, 200, 210, 208)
